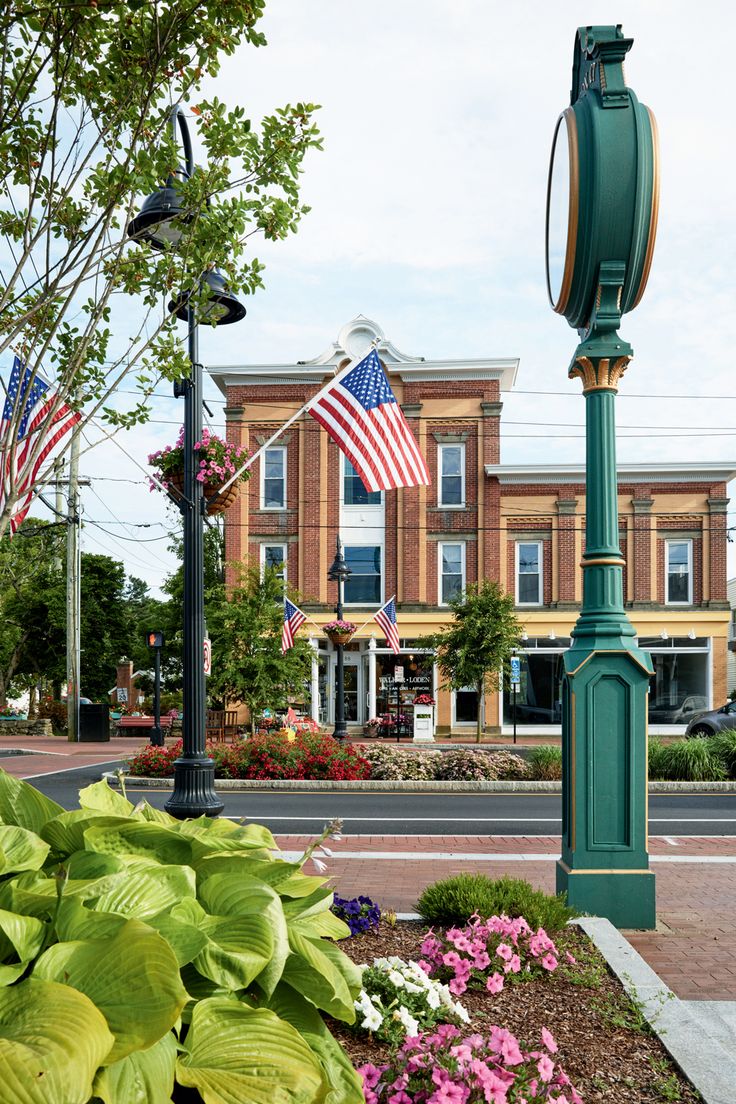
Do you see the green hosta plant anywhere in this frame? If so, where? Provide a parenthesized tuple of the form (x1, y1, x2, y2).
(0, 770, 363, 1104)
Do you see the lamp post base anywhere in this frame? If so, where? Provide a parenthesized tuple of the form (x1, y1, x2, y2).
(557, 862, 655, 930)
(164, 756, 224, 819)
(332, 724, 348, 742)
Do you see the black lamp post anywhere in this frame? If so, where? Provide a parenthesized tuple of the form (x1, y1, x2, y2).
(327, 537, 352, 741)
(128, 105, 245, 818)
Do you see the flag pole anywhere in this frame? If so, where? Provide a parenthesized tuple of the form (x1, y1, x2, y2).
(211, 340, 380, 499)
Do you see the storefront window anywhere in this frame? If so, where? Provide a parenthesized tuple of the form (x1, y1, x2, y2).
(376, 653, 433, 716)
(502, 652, 563, 725)
(648, 650, 708, 723)
(455, 688, 479, 724)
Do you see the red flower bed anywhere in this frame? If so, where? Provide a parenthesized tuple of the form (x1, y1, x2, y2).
(127, 731, 371, 782)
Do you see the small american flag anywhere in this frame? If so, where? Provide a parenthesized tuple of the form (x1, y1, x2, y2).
(0, 356, 80, 534)
(308, 349, 429, 492)
(374, 595, 400, 654)
(281, 597, 307, 653)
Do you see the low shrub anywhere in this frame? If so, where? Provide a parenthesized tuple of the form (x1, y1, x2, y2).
(358, 1024, 582, 1104)
(709, 730, 736, 779)
(332, 894, 381, 936)
(527, 745, 563, 781)
(416, 873, 577, 932)
(433, 749, 501, 781)
(354, 956, 469, 1044)
(127, 739, 183, 777)
(419, 913, 565, 996)
(655, 737, 726, 782)
(648, 737, 671, 780)
(361, 745, 441, 781)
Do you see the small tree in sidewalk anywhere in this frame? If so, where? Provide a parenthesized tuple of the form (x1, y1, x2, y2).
(422, 581, 521, 744)
(206, 563, 313, 734)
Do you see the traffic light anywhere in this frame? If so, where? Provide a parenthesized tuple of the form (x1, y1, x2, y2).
(146, 630, 164, 649)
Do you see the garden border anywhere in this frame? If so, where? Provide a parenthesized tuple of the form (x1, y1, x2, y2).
(105, 773, 736, 794)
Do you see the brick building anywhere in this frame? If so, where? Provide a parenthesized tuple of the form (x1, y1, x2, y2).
(211, 316, 735, 736)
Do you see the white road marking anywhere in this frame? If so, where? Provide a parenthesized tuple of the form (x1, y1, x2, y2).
(662, 836, 680, 845)
(276, 849, 736, 865)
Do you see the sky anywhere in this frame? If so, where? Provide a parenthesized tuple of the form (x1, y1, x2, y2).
(28, 0, 736, 595)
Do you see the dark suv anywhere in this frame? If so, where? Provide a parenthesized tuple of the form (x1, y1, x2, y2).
(684, 700, 736, 738)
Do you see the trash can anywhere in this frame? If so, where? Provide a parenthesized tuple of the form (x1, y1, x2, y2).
(79, 703, 110, 742)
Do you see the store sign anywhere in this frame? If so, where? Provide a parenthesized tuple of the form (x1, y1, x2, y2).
(394, 666, 404, 683)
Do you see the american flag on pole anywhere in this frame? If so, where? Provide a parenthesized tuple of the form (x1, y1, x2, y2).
(281, 597, 307, 653)
(0, 356, 81, 534)
(374, 595, 400, 654)
(308, 348, 429, 492)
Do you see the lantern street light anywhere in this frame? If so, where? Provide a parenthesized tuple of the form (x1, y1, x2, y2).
(327, 538, 352, 741)
(128, 104, 245, 818)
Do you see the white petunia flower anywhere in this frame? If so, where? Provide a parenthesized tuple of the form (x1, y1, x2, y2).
(388, 970, 405, 987)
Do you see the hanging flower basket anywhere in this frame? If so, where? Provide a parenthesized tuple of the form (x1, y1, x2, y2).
(167, 470, 239, 516)
(324, 619, 357, 646)
(148, 427, 250, 516)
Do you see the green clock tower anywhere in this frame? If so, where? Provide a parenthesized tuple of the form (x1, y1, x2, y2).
(546, 26, 660, 928)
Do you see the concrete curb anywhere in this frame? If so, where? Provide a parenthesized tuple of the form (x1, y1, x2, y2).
(106, 772, 736, 794)
(578, 916, 735, 1104)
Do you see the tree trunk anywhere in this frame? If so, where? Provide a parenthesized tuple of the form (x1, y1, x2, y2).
(28, 683, 38, 719)
(476, 679, 483, 744)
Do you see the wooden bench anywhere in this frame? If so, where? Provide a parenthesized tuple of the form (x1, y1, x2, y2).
(206, 709, 240, 743)
(116, 716, 174, 737)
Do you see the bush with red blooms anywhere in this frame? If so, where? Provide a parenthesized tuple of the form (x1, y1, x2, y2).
(127, 730, 371, 781)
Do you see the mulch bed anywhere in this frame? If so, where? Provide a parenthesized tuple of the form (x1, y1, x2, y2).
(327, 921, 700, 1103)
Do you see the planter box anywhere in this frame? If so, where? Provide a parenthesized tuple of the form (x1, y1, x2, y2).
(412, 706, 435, 743)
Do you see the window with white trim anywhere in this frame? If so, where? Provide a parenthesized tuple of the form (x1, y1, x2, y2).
(516, 541, 543, 606)
(261, 447, 286, 509)
(261, 543, 287, 582)
(439, 542, 465, 605)
(666, 539, 693, 605)
(343, 455, 381, 506)
(439, 444, 465, 506)
(344, 546, 382, 604)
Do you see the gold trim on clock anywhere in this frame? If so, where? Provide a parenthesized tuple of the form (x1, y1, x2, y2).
(546, 108, 579, 314)
(631, 105, 660, 310)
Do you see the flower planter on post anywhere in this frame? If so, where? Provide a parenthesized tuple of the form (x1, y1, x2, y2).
(326, 630, 354, 647)
(412, 695, 435, 743)
(167, 470, 239, 516)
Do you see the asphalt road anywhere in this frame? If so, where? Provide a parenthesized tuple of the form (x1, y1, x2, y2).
(26, 759, 736, 836)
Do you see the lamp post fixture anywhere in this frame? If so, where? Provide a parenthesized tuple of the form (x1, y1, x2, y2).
(128, 105, 245, 818)
(327, 537, 352, 741)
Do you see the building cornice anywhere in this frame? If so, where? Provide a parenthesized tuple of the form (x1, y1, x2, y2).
(485, 462, 736, 485)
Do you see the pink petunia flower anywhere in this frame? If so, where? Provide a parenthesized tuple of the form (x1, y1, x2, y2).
(537, 1055, 555, 1083)
(541, 953, 558, 972)
(541, 1027, 558, 1053)
(486, 972, 504, 994)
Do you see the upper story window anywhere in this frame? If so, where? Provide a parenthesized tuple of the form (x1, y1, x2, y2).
(666, 539, 692, 605)
(343, 456, 381, 506)
(439, 444, 465, 507)
(439, 542, 465, 605)
(516, 540, 542, 606)
(261, 543, 286, 582)
(344, 545, 382, 604)
(261, 447, 286, 509)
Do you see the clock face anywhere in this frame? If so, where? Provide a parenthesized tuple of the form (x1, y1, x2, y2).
(545, 109, 578, 313)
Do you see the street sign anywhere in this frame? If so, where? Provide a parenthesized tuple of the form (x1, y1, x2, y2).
(146, 630, 164, 648)
(394, 666, 404, 683)
(203, 637, 211, 677)
(116, 687, 128, 703)
(510, 656, 521, 687)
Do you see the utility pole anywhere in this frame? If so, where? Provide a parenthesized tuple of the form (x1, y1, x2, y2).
(53, 459, 64, 572)
(66, 427, 81, 742)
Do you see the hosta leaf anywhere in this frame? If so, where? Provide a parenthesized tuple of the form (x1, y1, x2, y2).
(133, 801, 179, 826)
(146, 909, 208, 967)
(279, 870, 333, 899)
(83, 822, 192, 865)
(78, 780, 133, 816)
(0, 770, 63, 835)
(0, 870, 127, 919)
(55, 897, 126, 943)
(0, 977, 114, 1103)
(282, 931, 360, 1022)
(93, 1030, 177, 1104)
(33, 918, 188, 1062)
(281, 884, 336, 920)
(65, 849, 126, 880)
(195, 852, 299, 890)
(0, 907, 46, 962)
(266, 982, 364, 1104)
(41, 811, 132, 857)
(195, 877, 289, 996)
(0, 824, 49, 874)
(179, 816, 276, 851)
(176, 996, 327, 1104)
(89, 858, 196, 919)
(291, 910, 351, 941)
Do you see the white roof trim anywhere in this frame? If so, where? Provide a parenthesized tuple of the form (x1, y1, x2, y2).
(486, 462, 736, 485)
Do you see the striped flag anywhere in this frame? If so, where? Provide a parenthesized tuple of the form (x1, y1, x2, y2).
(0, 356, 80, 534)
(374, 595, 400, 654)
(281, 597, 307, 653)
(308, 349, 429, 493)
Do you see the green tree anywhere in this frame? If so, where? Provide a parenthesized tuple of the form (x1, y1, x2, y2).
(207, 563, 312, 733)
(422, 581, 521, 744)
(0, 1, 321, 534)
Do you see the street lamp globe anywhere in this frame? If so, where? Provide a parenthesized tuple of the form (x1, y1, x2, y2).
(126, 174, 190, 249)
(168, 268, 246, 326)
